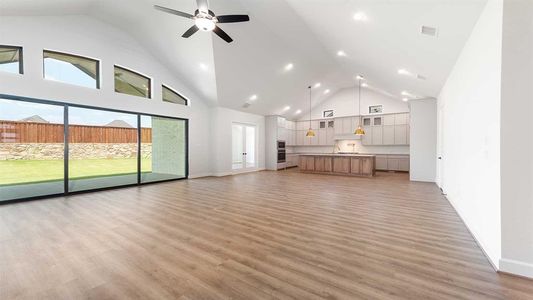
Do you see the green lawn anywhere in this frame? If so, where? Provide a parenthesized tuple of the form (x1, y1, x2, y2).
(0, 158, 152, 185)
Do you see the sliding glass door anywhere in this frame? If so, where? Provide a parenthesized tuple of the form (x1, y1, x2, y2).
(0, 98, 65, 201)
(0, 95, 188, 202)
(68, 107, 139, 192)
(140, 115, 187, 183)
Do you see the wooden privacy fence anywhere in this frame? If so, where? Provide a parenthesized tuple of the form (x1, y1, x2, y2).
(0, 121, 152, 143)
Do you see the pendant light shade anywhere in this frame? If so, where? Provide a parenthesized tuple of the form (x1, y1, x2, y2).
(355, 125, 365, 135)
(354, 75, 366, 136)
(306, 85, 315, 137)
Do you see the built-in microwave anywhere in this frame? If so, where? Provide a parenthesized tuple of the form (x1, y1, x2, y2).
(277, 140, 286, 150)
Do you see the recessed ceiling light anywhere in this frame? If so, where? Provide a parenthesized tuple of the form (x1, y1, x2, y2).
(249, 94, 258, 101)
(402, 98, 409, 102)
(324, 89, 330, 94)
(337, 50, 347, 57)
(199, 63, 208, 71)
(401, 91, 410, 96)
(314, 82, 321, 88)
(295, 109, 302, 115)
(283, 106, 291, 111)
(353, 11, 368, 22)
(361, 83, 368, 87)
(398, 69, 411, 75)
(284, 63, 294, 71)
(355, 74, 364, 80)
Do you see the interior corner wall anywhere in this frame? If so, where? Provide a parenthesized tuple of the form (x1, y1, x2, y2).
(0, 15, 212, 178)
(436, 0, 503, 267)
(409, 99, 436, 182)
(500, 0, 533, 278)
(209, 107, 266, 176)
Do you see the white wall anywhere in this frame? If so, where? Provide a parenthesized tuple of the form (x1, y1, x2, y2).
(500, 0, 533, 278)
(304, 87, 409, 120)
(437, 0, 503, 267)
(409, 99, 437, 182)
(0, 15, 214, 177)
(210, 107, 265, 176)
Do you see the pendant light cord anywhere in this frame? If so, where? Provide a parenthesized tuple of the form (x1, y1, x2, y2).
(358, 78, 361, 124)
(308, 85, 312, 129)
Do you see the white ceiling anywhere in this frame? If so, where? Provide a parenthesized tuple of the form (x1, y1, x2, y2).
(0, 0, 487, 118)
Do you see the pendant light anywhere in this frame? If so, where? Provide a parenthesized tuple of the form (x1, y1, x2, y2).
(354, 75, 365, 136)
(305, 85, 315, 137)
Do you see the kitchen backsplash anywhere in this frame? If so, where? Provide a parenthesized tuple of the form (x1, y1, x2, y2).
(287, 139, 409, 155)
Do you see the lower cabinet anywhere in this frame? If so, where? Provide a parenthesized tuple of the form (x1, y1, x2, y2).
(286, 154, 299, 168)
(300, 155, 375, 177)
(374, 154, 410, 172)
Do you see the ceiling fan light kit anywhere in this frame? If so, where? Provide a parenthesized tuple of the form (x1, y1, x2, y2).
(154, 0, 250, 43)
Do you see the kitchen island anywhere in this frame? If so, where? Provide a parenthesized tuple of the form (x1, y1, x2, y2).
(299, 153, 376, 177)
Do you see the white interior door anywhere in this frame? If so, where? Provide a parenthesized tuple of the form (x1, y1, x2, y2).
(232, 123, 256, 172)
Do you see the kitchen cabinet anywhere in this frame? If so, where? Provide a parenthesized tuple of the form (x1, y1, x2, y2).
(375, 155, 388, 170)
(384, 115, 395, 126)
(318, 128, 327, 145)
(394, 125, 408, 145)
(398, 157, 409, 172)
(395, 113, 409, 125)
(371, 126, 383, 145)
(362, 126, 372, 145)
(374, 154, 410, 172)
(350, 158, 361, 174)
(326, 127, 335, 145)
(383, 125, 394, 145)
(286, 154, 299, 168)
(333, 157, 351, 173)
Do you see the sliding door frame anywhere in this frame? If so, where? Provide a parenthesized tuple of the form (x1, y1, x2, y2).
(0, 93, 189, 204)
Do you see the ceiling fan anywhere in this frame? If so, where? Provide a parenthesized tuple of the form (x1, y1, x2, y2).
(154, 0, 250, 43)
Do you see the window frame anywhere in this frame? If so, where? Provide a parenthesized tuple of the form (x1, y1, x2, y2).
(0, 93, 189, 204)
(114, 64, 152, 99)
(162, 84, 189, 106)
(0, 45, 24, 75)
(42, 49, 101, 89)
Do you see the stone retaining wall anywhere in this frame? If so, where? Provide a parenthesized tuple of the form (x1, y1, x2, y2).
(0, 143, 152, 160)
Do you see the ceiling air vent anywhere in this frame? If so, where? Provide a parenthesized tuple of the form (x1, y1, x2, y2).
(421, 26, 438, 37)
(416, 74, 427, 80)
(242, 102, 251, 108)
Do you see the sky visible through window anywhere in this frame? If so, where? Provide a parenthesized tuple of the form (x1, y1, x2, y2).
(0, 62, 19, 74)
(0, 98, 152, 128)
(44, 58, 96, 89)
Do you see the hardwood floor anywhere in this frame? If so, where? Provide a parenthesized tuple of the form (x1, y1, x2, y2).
(1, 170, 532, 299)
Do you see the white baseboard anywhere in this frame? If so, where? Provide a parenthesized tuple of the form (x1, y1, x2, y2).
(499, 258, 533, 279)
(190, 168, 266, 178)
(442, 194, 499, 272)
(188, 173, 212, 179)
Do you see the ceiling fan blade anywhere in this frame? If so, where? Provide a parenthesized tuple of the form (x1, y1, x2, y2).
(182, 25, 199, 38)
(154, 5, 194, 19)
(216, 15, 250, 23)
(196, 0, 209, 12)
(213, 25, 233, 43)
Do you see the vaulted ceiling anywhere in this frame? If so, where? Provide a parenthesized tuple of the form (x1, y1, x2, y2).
(0, 0, 487, 118)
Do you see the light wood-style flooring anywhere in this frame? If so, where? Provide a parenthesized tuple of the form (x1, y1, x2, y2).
(1, 170, 532, 299)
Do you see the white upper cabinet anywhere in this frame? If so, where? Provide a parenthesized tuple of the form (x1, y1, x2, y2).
(383, 125, 395, 144)
(292, 113, 409, 146)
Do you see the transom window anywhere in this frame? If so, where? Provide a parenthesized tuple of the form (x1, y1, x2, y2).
(43, 50, 99, 89)
(0, 45, 23, 74)
(114, 66, 151, 98)
(162, 85, 188, 106)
